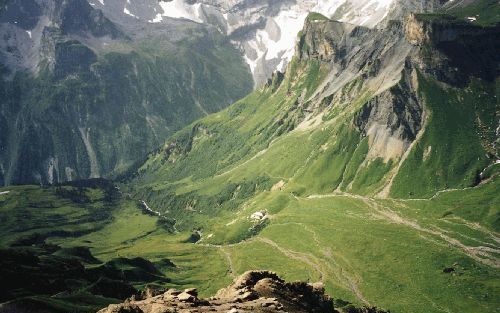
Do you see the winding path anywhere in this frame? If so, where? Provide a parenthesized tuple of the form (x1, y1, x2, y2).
(220, 247, 236, 278)
(256, 237, 326, 282)
(307, 192, 500, 268)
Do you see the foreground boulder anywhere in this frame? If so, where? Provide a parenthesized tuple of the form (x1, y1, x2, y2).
(98, 270, 334, 313)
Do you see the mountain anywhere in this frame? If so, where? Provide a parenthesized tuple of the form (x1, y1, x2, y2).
(92, 0, 401, 86)
(0, 0, 454, 186)
(0, 0, 252, 186)
(0, 1, 499, 313)
(132, 6, 499, 221)
(122, 2, 499, 312)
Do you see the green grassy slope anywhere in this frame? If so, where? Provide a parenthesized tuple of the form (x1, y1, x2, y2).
(1, 178, 498, 313)
(390, 76, 498, 198)
(444, 0, 500, 26)
(1, 11, 499, 313)
(130, 55, 386, 224)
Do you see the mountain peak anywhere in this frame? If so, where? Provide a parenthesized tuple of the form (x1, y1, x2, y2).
(90, 0, 398, 85)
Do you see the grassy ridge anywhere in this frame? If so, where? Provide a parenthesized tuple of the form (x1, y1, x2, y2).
(0, 184, 114, 247)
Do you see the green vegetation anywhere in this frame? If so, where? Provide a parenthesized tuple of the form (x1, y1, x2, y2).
(117, 37, 498, 312)
(0, 244, 169, 312)
(1, 176, 498, 313)
(307, 12, 330, 21)
(1, 7, 499, 313)
(392, 175, 500, 232)
(413, 13, 469, 25)
(0, 181, 116, 247)
(390, 76, 496, 198)
(445, 0, 500, 26)
(0, 25, 252, 185)
(295, 126, 363, 194)
(0, 181, 174, 312)
(350, 158, 393, 195)
(339, 138, 369, 190)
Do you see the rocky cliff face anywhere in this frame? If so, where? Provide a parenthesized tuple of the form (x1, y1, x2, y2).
(386, 10, 500, 197)
(354, 63, 423, 162)
(297, 15, 344, 62)
(404, 12, 499, 86)
(98, 271, 335, 313)
(0, 0, 252, 186)
(88, 0, 398, 86)
(295, 15, 421, 163)
(405, 12, 495, 45)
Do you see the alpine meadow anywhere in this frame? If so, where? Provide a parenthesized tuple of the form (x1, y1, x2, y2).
(0, 1, 498, 313)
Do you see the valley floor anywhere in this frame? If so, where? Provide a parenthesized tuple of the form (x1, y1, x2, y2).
(2, 177, 497, 313)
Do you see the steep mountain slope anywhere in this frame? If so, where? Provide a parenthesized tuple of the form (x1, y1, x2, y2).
(0, 0, 252, 186)
(132, 10, 499, 217)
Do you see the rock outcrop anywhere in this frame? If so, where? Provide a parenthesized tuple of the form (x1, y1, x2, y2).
(89, 0, 399, 85)
(98, 270, 334, 313)
(404, 12, 492, 46)
(297, 15, 347, 62)
(404, 12, 500, 86)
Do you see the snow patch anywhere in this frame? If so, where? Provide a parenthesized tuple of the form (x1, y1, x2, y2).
(157, 0, 202, 23)
(150, 13, 164, 23)
(127, 0, 396, 83)
(264, 8, 307, 65)
(88, 0, 104, 6)
(124, 6, 139, 19)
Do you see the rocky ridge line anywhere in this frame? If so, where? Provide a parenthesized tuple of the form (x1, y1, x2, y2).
(98, 270, 335, 313)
